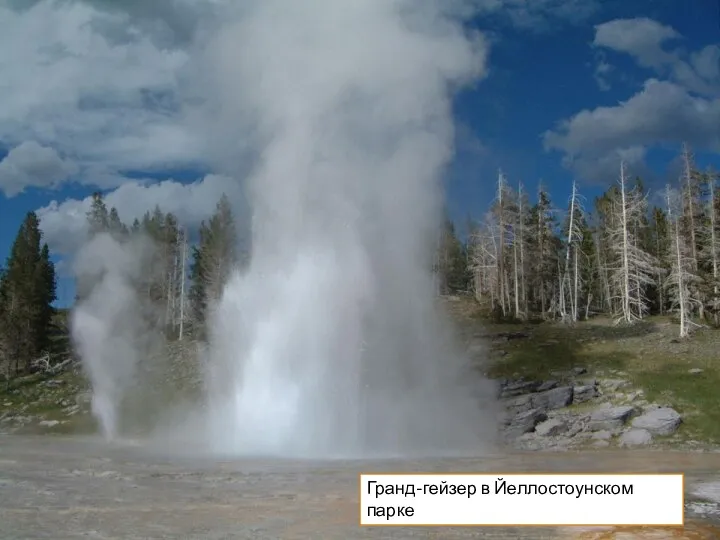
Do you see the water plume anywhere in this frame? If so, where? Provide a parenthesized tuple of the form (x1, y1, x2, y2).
(196, 0, 499, 458)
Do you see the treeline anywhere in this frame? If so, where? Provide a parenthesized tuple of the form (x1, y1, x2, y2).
(438, 144, 719, 337)
(80, 192, 242, 341)
(0, 212, 57, 381)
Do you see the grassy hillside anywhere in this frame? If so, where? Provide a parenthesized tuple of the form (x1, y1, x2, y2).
(445, 295, 720, 445)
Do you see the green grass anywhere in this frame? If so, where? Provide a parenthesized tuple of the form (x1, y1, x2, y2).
(0, 364, 95, 435)
(633, 364, 720, 443)
(484, 322, 639, 380)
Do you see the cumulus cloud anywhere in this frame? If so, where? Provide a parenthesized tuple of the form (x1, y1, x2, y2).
(593, 17, 680, 69)
(0, 0, 203, 190)
(0, 0, 599, 196)
(545, 18, 720, 183)
(544, 79, 720, 182)
(37, 174, 243, 254)
(592, 18, 720, 97)
(0, 141, 78, 196)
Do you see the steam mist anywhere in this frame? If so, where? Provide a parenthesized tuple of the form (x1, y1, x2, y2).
(70, 233, 155, 440)
(71, 0, 499, 458)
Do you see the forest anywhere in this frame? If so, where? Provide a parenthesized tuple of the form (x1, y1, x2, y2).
(438, 144, 720, 338)
(0, 143, 717, 386)
(0, 192, 241, 385)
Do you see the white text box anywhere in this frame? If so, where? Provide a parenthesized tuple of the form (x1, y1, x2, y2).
(360, 473, 684, 526)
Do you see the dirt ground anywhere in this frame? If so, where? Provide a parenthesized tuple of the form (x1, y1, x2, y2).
(1, 435, 720, 539)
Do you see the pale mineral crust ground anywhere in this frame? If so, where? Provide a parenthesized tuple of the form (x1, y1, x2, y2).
(1, 436, 720, 539)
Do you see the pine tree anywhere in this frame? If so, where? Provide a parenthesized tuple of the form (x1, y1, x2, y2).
(0, 212, 57, 375)
(188, 194, 238, 336)
(35, 243, 57, 356)
(437, 219, 468, 294)
(87, 192, 110, 236)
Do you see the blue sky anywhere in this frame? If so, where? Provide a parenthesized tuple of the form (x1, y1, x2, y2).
(0, 0, 719, 307)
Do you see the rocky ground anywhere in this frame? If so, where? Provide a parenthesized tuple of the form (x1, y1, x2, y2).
(498, 366, 698, 452)
(0, 363, 93, 435)
(444, 295, 720, 454)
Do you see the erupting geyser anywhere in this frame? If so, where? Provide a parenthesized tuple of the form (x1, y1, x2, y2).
(71, 0, 499, 458)
(199, 0, 497, 458)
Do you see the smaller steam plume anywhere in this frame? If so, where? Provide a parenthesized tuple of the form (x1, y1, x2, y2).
(70, 232, 156, 440)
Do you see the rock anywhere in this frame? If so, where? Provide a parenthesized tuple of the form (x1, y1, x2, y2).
(504, 394, 533, 416)
(631, 407, 682, 436)
(689, 368, 703, 375)
(536, 418, 568, 437)
(619, 429, 653, 447)
(591, 430, 613, 441)
(572, 367, 587, 375)
(601, 379, 631, 391)
(506, 408, 548, 438)
(531, 386, 574, 410)
(587, 406, 635, 431)
(573, 385, 598, 404)
(38, 420, 60, 428)
(537, 380, 558, 392)
(500, 380, 540, 398)
(44, 380, 64, 388)
(593, 440, 610, 448)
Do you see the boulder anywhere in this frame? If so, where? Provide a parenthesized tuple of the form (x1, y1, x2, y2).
(531, 386, 574, 410)
(619, 429, 653, 447)
(506, 408, 548, 438)
(573, 385, 598, 404)
(535, 418, 568, 437)
(587, 406, 635, 431)
(504, 394, 533, 416)
(631, 407, 682, 436)
(501, 380, 540, 398)
(537, 380, 558, 392)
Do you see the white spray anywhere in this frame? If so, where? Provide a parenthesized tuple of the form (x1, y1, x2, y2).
(197, 0, 498, 458)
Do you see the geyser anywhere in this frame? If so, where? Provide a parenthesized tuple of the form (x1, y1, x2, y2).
(199, 0, 498, 458)
(70, 233, 153, 440)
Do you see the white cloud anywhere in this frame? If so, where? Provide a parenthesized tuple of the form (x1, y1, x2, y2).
(0, 0, 204, 195)
(593, 56, 613, 91)
(546, 18, 720, 182)
(544, 79, 720, 182)
(37, 174, 244, 254)
(594, 18, 680, 69)
(593, 18, 720, 97)
(0, 141, 78, 196)
(0, 0, 599, 201)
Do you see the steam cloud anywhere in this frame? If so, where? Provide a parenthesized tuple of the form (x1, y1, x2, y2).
(199, 0, 497, 458)
(71, 0, 499, 458)
(70, 233, 154, 440)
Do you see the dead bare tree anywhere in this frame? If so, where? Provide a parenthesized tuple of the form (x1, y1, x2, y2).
(607, 162, 659, 324)
(665, 185, 703, 337)
(560, 180, 585, 323)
